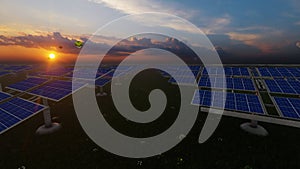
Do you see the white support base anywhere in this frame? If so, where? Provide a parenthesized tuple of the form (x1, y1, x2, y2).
(240, 122, 268, 136)
(36, 122, 62, 135)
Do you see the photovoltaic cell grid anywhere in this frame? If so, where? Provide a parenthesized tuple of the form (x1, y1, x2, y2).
(202, 67, 250, 76)
(250, 68, 259, 77)
(0, 97, 45, 134)
(39, 67, 74, 77)
(264, 79, 300, 94)
(68, 67, 113, 79)
(0, 91, 11, 102)
(95, 77, 112, 87)
(198, 77, 256, 91)
(168, 66, 201, 85)
(273, 97, 300, 119)
(7, 77, 48, 92)
(28, 80, 86, 101)
(192, 90, 264, 114)
(258, 67, 300, 77)
(0, 71, 11, 77)
(4, 65, 32, 72)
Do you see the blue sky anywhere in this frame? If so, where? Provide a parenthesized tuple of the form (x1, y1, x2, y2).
(0, 0, 299, 62)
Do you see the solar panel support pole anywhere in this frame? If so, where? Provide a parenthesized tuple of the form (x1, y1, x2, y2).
(42, 98, 52, 127)
(0, 83, 2, 91)
(240, 120, 268, 136)
(36, 98, 61, 135)
(96, 86, 107, 97)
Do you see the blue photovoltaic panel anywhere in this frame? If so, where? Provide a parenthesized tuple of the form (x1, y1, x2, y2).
(39, 67, 73, 77)
(7, 77, 48, 92)
(265, 79, 300, 94)
(273, 97, 300, 119)
(198, 77, 255, 91)
(250, 68, 259, 77)
(192, 90, 264, 114)
(4, 65, 31, 72)
(70, 67, 112, 80)
(202, 67, 250, 76)
(0, 71, 11, 77)
(28, 80, 86, 101)
(258, 67, 300, 77)
(0, 97, 45, 134)
(95, 78, 111, 87)
(167, 66, 200, 85)
(0, 91, 11, 102)
(168, 76, 196, 85)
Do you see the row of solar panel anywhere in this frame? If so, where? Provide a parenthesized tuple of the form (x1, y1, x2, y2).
(198, 77, 256, 91)
(7, 77, 48, 92)
(265, 79, 300, 95)
(202, 67, 250, 76)
(191, 90, 264, 114)
(258, 67, 300, 77)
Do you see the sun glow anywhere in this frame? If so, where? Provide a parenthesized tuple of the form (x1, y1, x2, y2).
(48, 53, 56, 60)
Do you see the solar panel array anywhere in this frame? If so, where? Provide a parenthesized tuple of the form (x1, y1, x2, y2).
(7, 77, 48, 92)
(273, 97, 300, 119)
(258, 67, 300, 77)
(264, 79, 300, 94)
(95, 78, 112, 87)
(192, 90, 264, 114)
(0, 91, 11, 102)
(3, 65, 31, 72)
(202, 67, 250, 76)
(0, 97, 45, 134)
(250, 67, 259, 77)
(0, 71, 11, 77)
(198, 77, 256, 91)
(39, 67, 73, 77)
(28, 80, 86, 101)
(168, 66, 201, 85)
(68, 67, 113, 80)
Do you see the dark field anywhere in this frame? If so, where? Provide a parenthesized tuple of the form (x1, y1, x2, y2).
(0, 69, 299, 169)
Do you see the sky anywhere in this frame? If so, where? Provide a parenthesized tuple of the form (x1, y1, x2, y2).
(0, 0, 300, 63)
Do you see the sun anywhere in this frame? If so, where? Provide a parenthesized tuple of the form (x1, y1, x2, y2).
(48, 53, 56, 60)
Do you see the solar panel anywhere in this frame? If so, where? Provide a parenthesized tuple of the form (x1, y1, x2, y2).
(169, 76, 196, 85)
(192, 90, 264, 114)
(7, 77, 48, 92)
(4, 65, 31, 72)
(264, 79, 300, 94)
(0, 91, 11, 102)
(202, 67, 250, 76)
(95, 78, 111, 87)
(258, 67, 300, 77)
(250, 67, 259, 77)
(198, 77, 256, 91)
(273, 97, 300, 119)
(0, 97, 46, 134)
(28, 80, 86, 101)
(39, 67, 73, 77)
(0, 71, 11, 77)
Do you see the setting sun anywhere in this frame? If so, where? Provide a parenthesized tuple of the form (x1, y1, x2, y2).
(48, 53, 56, 60)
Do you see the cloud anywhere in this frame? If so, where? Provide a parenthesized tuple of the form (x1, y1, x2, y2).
(0, 32, 88, 54)
(88, 0, 196, 19)
(227, 32, 261, 45)
(200, 15, 232, 34)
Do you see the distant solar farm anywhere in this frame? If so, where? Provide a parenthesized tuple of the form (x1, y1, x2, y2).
(0, 64, 299, 135)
